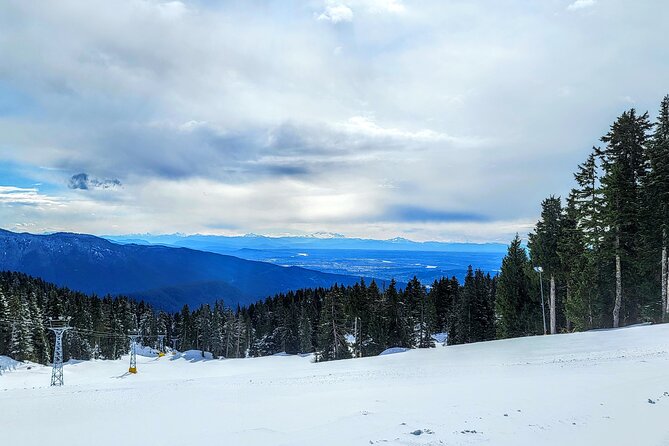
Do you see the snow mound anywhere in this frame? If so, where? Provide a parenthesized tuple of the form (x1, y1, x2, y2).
(0, 355, 21, 374)
(432, 332, 448, 344)
(135, 345, 160, 357)
(173, 350, 214, 361)
(379, 347, 410, 355)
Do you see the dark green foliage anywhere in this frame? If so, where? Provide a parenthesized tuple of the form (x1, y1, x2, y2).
(316, 287, 351, 361)
(406, 277, 435, 348)
(599, 109, 653, 325)
(449, 266, 495, 345)
(495, 235, 541, 338)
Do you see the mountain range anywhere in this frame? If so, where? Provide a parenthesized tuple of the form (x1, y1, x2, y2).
(0, 229, 374, 311)
(102, 232, 508, 254)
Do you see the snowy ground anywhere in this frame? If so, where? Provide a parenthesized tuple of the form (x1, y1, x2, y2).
(2, 324, 669, 445)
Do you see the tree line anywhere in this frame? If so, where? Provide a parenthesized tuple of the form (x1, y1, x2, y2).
(1, 94, 668, 364)
(497, 94, 669, 337)
(0, 269, 495, 363)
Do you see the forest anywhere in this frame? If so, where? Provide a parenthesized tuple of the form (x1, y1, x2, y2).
(1, 94, 668, 364)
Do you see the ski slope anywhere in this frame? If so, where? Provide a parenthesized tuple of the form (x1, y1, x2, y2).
(2, 324, 668, 445)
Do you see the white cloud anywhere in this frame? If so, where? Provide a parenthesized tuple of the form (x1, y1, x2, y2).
(338, 116, 454, 143)
(567, 0, 596, 11)
(318, 4, 354, 23)
(0, 186, 63, 207)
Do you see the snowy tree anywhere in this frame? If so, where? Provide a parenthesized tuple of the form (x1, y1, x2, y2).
(316, 287, 350, 361)
(10, 292, 34, 361)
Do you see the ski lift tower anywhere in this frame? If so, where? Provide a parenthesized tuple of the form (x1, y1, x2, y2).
(128, 331, 140, 374)
(48, 317, 72, 386)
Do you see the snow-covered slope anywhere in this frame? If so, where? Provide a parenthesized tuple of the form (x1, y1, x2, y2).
(2, 324, 669, 445)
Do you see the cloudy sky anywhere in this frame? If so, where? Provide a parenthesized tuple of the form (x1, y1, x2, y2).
(0, 0, 667, 242)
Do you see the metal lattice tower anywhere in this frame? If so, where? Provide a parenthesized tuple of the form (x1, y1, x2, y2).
(48, 318, 72, 386)
(128, 333, 140, 374)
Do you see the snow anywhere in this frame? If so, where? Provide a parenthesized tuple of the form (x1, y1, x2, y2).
(173, 349, 215, 361)
(432, 332, 448, 344)
(0, 355, 21, 374)
(379, 347, 410, 355)
(135, 345, 160, 357)
(2, 324, 669, 445)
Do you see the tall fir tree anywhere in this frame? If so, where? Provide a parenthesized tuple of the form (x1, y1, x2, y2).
(599, 109, 652, 326)
(385, 279, 412, 348)
(406, 277, 435, 348)
(645, 95, 669, 319)
(316, 287, 351, 361)
(496, 235, 541, 338)
(528, 196, 563, 334)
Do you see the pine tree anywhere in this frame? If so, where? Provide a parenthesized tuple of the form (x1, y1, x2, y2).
(528, 196, 563, 334)
(569, 149, 610, 328)
(366, 280, 389, 355)
(385, 279, 412, 348)
(573, 150, 605, 248)
(496, 235, 540, 338)
(406, 277, 435, 348)
(559, 193, 590, 331)
(316, 287, 350, 361)
(29, 293, 50, 364)
(297, 304, 313, 354)
(9, 292, 34, 361)
(645, 95, 669, 319)
(0, 289, 10, 356)
(431, 277, 457, 335)
(600, 109, 653, 326)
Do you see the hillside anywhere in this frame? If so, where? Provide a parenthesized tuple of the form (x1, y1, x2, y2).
(0, 229, 373, 311)
(1, 324, 668, 445)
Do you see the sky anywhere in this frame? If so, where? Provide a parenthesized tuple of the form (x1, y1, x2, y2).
(0, 0, 668, 242)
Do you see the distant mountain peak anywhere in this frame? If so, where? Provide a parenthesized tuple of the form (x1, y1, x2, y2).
(304, 232, 345, 239)
(386, 237, 414, 243)
(243, 233, 266, 238)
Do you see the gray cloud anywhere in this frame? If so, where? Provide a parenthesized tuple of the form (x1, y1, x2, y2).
(68, 173, 121, 190)
(383, 205, 490, 223)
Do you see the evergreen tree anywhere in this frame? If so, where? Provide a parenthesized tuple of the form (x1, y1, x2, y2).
(572, 150, 605, 248)
(316, 287, 350, 361)
(29, 294, 50, 364)
(599, 109, 652, 326)
(431, 277, 457, 334)
(406, 277, 435, 348)
(9, 291, 34, 361)
(0, 289, 10, 355)
(297, 304, 313, 354)
(645, 95, 669, 319)
(559, 193, 592, 331)
(385, 279, 412, 348)
(528, 196, 563, 334)
(365, 280, 389, 355)
(496, 235, 540, 338)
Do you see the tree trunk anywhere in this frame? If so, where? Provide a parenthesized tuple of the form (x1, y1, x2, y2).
(235, 323, 241, 358)
(550, 275, 556, 335)
(662, 236, 667, 320)
(613, 238, 622, 328)
(354, 317, 359, 358)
